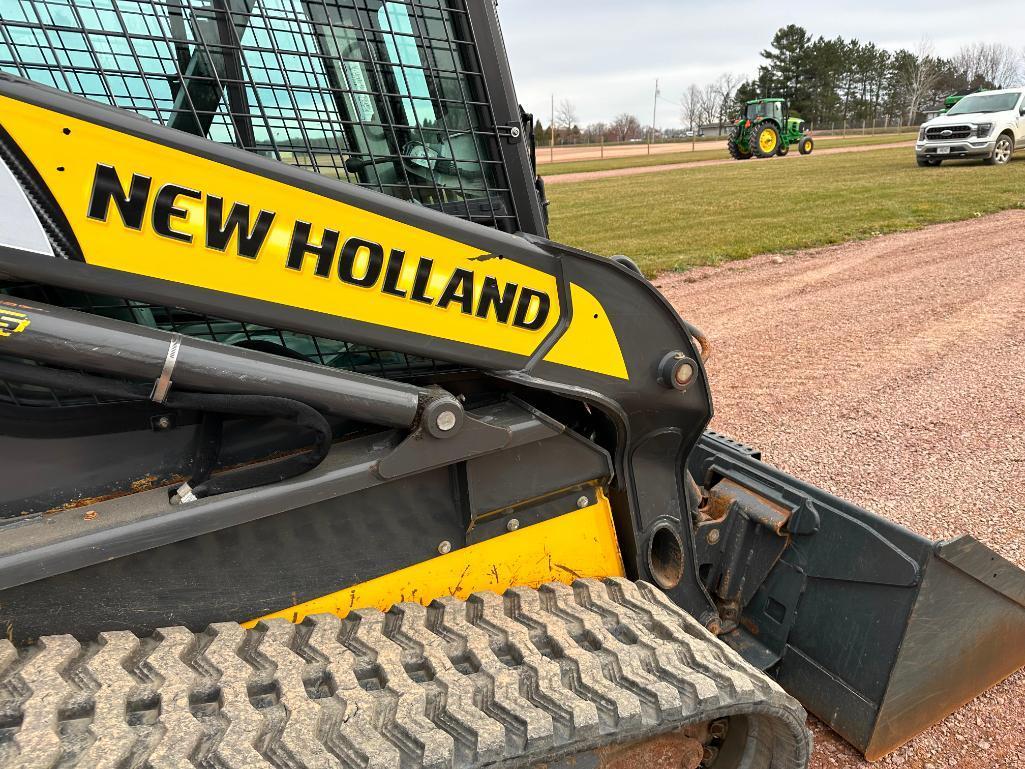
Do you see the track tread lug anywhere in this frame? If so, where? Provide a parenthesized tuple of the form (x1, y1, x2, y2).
(255, 619, 341, 769)
(0, 581, 812, 769)
(430, 595, 555, 755)
(141, 626, 209, 769)
(468, 590, 600, 744)
(388, 602, 505, 764)
(75, 631, 141, 769)
(303, 614, 400, 769)
(344, 609, 454, 768)
(506, 585, 643, 732)
(202, 623, 275, 769)
(9, 635, 79, 769)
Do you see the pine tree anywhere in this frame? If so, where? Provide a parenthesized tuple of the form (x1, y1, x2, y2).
(759, 25, 812, 110)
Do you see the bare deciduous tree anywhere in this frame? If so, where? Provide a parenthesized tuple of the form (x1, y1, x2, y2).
(699, 83, 722, 132)
(714, 73, 742, 133)
(954, 43, 1021, 88)
(899, 39, 942, 123)
(583, 121, 607, 143)
(609, 113, 641, 142)
(680, 84, 702, 149)
(554, 99, 579, 130)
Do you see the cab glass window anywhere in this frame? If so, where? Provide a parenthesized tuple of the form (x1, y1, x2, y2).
(0, 0, 513, 228)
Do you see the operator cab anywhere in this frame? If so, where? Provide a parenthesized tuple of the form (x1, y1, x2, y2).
(746, 99, 786, 123)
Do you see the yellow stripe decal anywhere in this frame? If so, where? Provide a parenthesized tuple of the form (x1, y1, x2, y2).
(0, 95, 628, 379)
(245, 492, 624, 627)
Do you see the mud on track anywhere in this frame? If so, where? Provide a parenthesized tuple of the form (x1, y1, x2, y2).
(656, 210, 1025, 769)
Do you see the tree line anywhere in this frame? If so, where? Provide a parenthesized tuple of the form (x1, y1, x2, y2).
(739, 28, 1024, 128)
(534, 30, 1025, 145)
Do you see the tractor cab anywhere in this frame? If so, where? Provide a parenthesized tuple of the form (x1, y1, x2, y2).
(745, 98, 787, 124)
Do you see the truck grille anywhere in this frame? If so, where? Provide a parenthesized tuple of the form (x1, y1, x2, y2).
(926, 125, 972, 140)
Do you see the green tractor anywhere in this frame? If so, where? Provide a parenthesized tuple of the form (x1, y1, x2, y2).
(729, 98, 814, 160)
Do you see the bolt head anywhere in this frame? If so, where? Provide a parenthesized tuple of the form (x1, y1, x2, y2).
(576, 495, 590, 509)
(510, 126, 522, 138)
(506, 518, 520, 532)
(438, 540, 452, 555)
(706, 528, 721, 545)
(435, 410, 458, 432)
(155, 416, 172, 430)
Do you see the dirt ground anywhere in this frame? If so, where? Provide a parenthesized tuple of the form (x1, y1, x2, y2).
(655, 210, 1025, 769)
(539, 133, 910, 164)
(544, 141, 914, 185)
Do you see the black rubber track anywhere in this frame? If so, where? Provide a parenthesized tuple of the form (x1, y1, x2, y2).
(0, 579, 811, 768)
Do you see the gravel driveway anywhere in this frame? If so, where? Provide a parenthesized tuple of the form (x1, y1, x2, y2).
(655, 210, 1025, 769)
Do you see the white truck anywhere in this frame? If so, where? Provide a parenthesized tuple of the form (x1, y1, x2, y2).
(916, 89, 1025, 166)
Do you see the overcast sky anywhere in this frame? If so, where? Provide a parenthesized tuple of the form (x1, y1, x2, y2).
(498, 0, 1025, 128)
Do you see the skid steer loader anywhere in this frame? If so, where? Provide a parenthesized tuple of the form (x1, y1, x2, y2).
(0, 3, 1022, 768)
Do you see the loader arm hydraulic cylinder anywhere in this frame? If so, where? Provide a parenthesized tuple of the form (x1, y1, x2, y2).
(0, 297, 429, 430)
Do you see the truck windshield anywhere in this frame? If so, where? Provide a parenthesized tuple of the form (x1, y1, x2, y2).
(947, 92, 1022, 115)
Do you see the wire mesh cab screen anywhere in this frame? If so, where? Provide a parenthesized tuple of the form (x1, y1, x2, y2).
(0, 0, 521, 231)
(0, 0, 540, 405)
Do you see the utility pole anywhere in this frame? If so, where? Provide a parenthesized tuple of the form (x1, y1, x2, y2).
(648, 78, 659, 155)
(550, 93, 555, 162)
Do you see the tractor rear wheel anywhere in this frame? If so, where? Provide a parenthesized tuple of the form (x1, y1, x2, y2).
(798, 136, 814, 155)
(751, 123, 781, 158)
(728, 127, 752, 160)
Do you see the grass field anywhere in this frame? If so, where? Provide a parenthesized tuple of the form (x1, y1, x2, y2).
(538, 134, 912, 177)
(546, 147, 1025, 276)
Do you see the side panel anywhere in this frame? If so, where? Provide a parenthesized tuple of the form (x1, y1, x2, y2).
(0, 92, 623, 380)
(249, 494, 623, 626)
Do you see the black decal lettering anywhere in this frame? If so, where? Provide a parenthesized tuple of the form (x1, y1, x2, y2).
(410, 257, 436, 304)
(338, 237, 384, 287)
(86, 164, 151, 230)
(512, 288, 551, 330)
(475, 276, 518, 323)
(382, 249, 407, 297)
(437, 269, 475, 315)
(286, 221, 338, 278)
(153, 183, 201, 243)
(206, 196, 275, 258)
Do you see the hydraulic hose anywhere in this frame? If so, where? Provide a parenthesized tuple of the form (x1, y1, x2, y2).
(0, 358, 332, 501)
(166, 392, 331, 500)
(682, 319, 712, 363)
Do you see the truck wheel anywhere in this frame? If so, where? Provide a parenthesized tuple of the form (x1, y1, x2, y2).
(985, 133, 1014, 165)
(917, 157, 939, 167)
(778, 142, 790, 156)
(751, 123, 781, 158)
(798, 136, 814, 155)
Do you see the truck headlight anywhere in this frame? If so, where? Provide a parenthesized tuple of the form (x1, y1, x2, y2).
(976, 123, 993, 138)
(918, 127, 927, 141)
